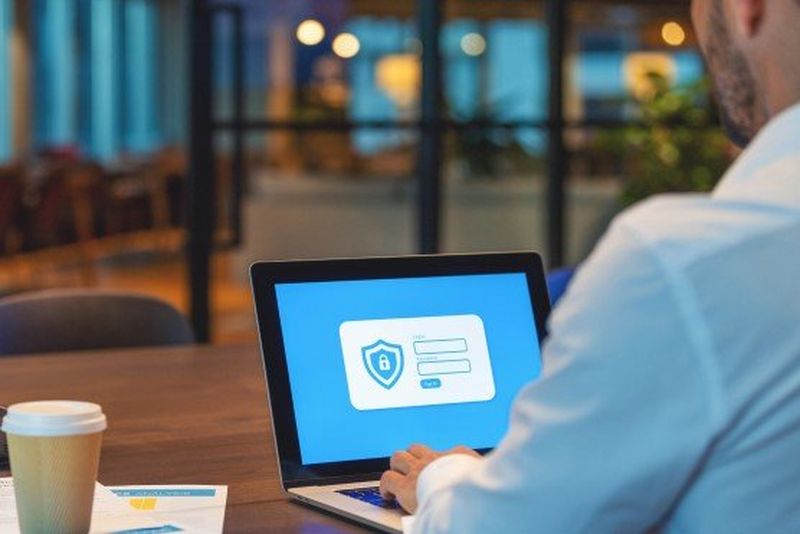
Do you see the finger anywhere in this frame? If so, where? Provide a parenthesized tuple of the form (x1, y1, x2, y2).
(380, 470, 403, 500)
(390, 451, 416, 475)
(408, 443, 435, 459)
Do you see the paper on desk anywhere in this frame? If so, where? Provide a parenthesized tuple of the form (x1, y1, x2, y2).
(107, 486, 227, 534)
(0, 477, 176, 534)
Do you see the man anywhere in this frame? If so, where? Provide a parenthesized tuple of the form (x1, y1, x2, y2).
(380, 0, 800, 531)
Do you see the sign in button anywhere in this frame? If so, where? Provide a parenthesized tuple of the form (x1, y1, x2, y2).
(420, 378, 442, 389)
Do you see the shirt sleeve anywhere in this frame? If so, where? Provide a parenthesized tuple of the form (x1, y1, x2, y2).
(410, 217, 724, 533)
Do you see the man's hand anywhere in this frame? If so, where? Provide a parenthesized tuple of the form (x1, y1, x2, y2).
(379, 443, 480, 513)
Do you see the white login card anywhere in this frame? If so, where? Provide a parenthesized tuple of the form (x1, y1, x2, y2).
(339, 314, 496, 411)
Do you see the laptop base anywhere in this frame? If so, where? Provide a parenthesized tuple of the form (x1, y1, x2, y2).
(289, 481, 404, 533)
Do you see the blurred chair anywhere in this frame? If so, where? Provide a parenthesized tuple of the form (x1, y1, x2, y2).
(104, 159, 156, 237)
(0, 289, 194, 356)
(24, 165, 68, 250)
(0, 165, 21, 256)
(19, 161, 105, 285)
(546, 267, 576, 307)
(64, 162, 106, 283)
(105, 152, 179, 251)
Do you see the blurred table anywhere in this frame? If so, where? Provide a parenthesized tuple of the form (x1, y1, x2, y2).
(0, 344, 371, 533)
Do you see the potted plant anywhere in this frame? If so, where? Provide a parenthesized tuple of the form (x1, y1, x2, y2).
(595, 73, 732, 206)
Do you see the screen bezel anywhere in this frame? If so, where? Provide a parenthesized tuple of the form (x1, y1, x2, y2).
(250, 253, 551, 488)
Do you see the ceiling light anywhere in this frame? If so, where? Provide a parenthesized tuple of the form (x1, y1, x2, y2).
(332, 33, 360, 59)
(296, 19, 325, 46)
(460, 33, 486, 56)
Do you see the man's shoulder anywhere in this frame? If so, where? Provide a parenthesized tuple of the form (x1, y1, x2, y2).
(610, 192, 798, 272)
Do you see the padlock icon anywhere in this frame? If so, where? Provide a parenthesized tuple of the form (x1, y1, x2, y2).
(378, 354, 391, 372)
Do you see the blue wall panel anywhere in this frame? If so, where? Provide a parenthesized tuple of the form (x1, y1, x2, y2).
(89, 0, 120, 160)
(34, 0, 78, 149)
(0, 0, 12, 160)
(124, 0, 160, 152)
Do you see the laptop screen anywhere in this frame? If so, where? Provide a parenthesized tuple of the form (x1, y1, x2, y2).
(275, 272, 542, 465)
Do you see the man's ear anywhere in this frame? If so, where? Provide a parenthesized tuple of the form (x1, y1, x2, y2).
(729, 0, 766, 37)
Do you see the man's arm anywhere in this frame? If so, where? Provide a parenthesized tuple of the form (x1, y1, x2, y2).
(403, 218, 726, 533)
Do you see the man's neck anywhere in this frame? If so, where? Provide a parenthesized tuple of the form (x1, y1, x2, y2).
(764, 77, 800, 121)
(759, 26, 800, 120)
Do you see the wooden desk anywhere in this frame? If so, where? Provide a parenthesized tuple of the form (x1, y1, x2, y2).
(0, 344, 372, 532)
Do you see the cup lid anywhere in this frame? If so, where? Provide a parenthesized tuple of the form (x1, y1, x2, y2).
(1, 401, 106, 436)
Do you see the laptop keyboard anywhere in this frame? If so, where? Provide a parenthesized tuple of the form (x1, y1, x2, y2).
(336, 486, 401, 509)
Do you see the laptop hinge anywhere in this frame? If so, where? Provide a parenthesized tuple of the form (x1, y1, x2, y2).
(285, 472, 384, 489)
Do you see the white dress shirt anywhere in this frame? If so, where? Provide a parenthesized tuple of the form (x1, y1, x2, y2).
(407, 103, 800, 533)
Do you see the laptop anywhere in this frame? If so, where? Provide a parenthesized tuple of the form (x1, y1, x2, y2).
(251, 253, 551, 532)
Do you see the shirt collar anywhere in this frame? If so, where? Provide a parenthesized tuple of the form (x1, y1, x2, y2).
(713, 101, 800, 207)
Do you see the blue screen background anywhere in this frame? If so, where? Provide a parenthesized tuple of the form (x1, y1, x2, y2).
(275, 273, 541, 465)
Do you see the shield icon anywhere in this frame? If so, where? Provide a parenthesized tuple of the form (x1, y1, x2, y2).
(361, 340, 404, 390)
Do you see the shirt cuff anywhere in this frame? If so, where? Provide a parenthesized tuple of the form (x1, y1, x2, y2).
(417, 453, 483, 506)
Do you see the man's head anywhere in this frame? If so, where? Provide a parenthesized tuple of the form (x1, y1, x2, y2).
(691, 0, 800, 147)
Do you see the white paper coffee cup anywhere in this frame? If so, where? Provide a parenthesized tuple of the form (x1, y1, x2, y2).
(1, 401, 107, 534)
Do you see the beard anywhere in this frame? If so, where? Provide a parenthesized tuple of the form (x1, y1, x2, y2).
(704, 1, 761, 147)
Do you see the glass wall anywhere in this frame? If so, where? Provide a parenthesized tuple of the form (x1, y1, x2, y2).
(0, 0, 730, 342)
